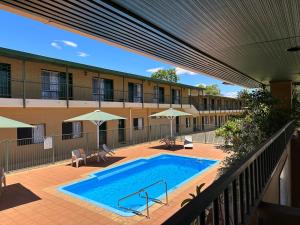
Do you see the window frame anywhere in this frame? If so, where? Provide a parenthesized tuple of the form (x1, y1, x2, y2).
(62, 121, 83, 140)
(133, 117, 144, 130)
(17, 123, 46, 146)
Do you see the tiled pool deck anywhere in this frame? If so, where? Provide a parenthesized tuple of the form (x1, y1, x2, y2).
(0, 141, 227, 225)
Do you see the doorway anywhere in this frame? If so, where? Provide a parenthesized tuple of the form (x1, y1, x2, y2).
(99, 122, 107, 146)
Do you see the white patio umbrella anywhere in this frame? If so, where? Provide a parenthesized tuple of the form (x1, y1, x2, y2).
(0, 116, 34, 128)
(149, 108, 191, 137)
(64, 110, 126, 149)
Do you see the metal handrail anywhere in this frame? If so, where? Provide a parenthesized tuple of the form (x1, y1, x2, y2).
(117, 180, 168, 218)
(162, 120, 295, 225)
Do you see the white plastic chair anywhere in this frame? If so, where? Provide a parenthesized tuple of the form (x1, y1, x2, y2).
(0, 167, 6, 195)
(71, 149, 87, 168)
(184, 136, 193, 149)
(102, 144, 115, 156)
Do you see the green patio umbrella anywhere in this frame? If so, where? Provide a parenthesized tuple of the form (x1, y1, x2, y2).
(64, 110, 126, 149)
(149, 108, 191, 137)
(0, 116, 34, 128)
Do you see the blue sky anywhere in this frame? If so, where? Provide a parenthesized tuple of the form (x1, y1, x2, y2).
(0, 10, 243, 97)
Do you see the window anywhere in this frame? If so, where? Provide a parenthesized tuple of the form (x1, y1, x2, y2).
(153, 86, 165, 103)
(128, 83, 143, 103)
(17, 124, 45, 145)
(41, 70, 72, 100)
(62, 121, 82, 140)
(92, 78, 114, 101)
(185, 117, 191, 128)
(172, 89, 180, 104)
(133, 118, 144, 130)
(0, 63, 11, 98)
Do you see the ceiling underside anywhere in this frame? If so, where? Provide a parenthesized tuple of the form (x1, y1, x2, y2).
(2, 1, 300, 88)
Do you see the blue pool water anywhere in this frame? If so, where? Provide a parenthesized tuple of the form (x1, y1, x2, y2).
(59, 154, 218, 216)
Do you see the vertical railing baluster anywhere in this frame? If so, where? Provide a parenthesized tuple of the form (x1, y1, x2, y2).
(245, 167, 250, 214)
(224, 188, 230, 225)
(200, 210, 206, 225)
(232, 180, 238, 225)
(250, 163, 255, 205)
(239, 173, 245, 224)
(213, 198, 220, 225)
(254, 160, 258, 199)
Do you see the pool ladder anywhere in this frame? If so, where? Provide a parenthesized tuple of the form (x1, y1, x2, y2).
(117, 180, 168, 218)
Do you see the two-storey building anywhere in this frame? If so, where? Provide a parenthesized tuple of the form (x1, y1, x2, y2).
(0, 47, 242, 149)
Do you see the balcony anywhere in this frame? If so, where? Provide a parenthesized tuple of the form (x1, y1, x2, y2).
(0, 79, 197, 109)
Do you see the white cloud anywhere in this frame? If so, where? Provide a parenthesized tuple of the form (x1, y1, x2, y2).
(51, 40, 77, 49)
(61, 40, 77, 48)
(77, 51, 89, 57)
(223, 91, 238, 98)
(146, 67, 164, 73)
(175, 67, 197, 75)
(51, 42, 61, 49)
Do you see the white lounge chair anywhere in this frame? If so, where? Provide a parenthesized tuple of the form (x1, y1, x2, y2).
(102, 144, 115, 156)
(97, 150, 109, 162)
(184, 136, 193, 149)
(71, 149, 87, 168)
(0, 167, 6, 196)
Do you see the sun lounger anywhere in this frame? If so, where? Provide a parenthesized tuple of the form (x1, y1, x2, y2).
(71, 149, 87, 168)
(102, 144, 115, 156)
(0, 167, 6, 196)
(184, 136, 193, 149)
(97, 150, 109, 162)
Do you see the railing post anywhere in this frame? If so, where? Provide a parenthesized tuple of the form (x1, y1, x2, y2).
(142, 80, 144, 108)
(86, 133, 89, 155)
(52, 136, 55, 163)
(5, 140, 9, 172)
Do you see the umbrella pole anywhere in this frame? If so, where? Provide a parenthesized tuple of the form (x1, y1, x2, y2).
(170, 119, 172, 137)
(97, 125, 99, 150)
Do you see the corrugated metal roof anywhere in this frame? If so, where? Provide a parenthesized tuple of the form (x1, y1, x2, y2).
(0, 47, 203, 90)
(0, 0, 263, 88)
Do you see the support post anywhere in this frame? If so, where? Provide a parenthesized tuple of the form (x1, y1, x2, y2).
(180, 87, 183, 108)
(270, 80, 292, 109)
(123, 75, 125, 108)
(170, 85, 172, 108)
(66, 66, 69, 108)
(142, 80, 144, 108)
(22, 60, 26, 108)
(98, 72, 101, 108)
(156, 83, 159, 108)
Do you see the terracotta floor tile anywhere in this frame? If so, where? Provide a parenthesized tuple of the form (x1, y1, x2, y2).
(0, 142, 226, 225)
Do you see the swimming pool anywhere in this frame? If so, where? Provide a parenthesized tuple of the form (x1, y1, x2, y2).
(59, 154, 218, 216)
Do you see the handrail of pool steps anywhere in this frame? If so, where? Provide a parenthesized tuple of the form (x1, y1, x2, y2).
(162, 120, 295, 225)
(117, 180, 168, 218)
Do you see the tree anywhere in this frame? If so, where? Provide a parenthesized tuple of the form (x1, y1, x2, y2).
(198, 84, 221, 96)
(151, 68, 179, 83)
(216, 88, 292, 174)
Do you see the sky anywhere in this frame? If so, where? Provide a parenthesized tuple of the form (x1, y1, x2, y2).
(0, 10, 243, 97)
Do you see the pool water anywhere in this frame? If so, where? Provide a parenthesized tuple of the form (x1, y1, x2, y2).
(59, 154, 218, 216)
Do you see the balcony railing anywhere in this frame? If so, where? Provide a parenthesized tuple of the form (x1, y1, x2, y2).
(0, 79, 241, 110)
(162, 121, 295, 225)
